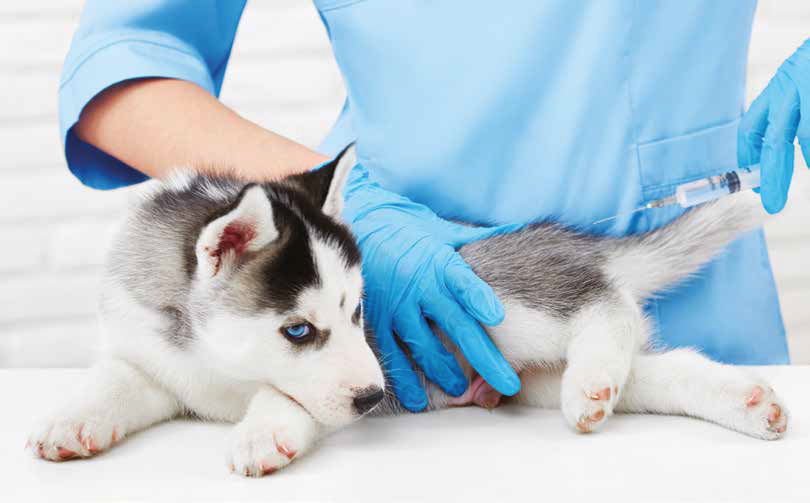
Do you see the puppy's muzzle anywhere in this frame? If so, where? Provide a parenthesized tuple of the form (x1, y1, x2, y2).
(352, 386, 384, 415)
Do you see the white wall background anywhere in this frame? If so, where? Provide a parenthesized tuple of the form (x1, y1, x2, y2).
(0, 1, 808, 367)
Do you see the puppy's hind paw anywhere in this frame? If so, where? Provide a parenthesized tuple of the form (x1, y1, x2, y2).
(742, 385, 787, 440)
(575, 407, 606, 433)
(562, 371, 620, 434)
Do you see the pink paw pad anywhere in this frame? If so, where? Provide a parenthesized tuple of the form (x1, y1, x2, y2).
(85, 438, 100, 453)
(746, 386, 764, 407)
(587, 387, 611, 402)
(57, 447, 78, 460)
(768, 404, 781, 424)
(576, 409, 605, 433)
(276, 443, 296, 460)
(768, 403, 787, 433)
(767, 403, 787, 434)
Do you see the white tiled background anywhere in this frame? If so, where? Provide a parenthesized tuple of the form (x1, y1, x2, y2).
(0, 1, 808, 367)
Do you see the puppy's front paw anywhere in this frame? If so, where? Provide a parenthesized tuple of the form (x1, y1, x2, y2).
(228, 416, 317, 477)
(27, 414, 120, 461)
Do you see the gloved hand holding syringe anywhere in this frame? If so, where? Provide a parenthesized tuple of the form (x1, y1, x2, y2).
(593, 164, 761, 225)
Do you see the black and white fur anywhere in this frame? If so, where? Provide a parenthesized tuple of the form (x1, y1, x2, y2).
(28, 147, 787, 476)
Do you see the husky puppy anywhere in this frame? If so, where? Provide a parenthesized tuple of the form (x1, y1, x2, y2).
(28, 147, 787, 476)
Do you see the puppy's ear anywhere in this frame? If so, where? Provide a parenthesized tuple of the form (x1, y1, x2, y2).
(294, 144, 356, 218)
(195, 185, 277, 279)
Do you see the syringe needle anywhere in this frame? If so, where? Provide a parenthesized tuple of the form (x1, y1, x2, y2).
(592, 215, 620, 225)
(591, 206, 647, 225)
(591, 195, 678, 225)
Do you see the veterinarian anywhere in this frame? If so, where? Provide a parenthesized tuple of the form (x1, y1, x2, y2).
(61, 1, 808, 411)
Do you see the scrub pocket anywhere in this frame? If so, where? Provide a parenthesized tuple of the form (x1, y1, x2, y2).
(635, 119, 741, 231)
(637, 119, 741, 202)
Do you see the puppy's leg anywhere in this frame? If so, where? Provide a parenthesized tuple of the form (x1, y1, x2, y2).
(28, 358, 179, 460)
(516, 349, 788, 440)
(617, 349, 787, 440)
(228, 386, 319, 477)
(560, 296, 644, 433)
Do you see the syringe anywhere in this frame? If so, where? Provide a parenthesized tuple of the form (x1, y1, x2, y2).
(592, 164, 761, 225)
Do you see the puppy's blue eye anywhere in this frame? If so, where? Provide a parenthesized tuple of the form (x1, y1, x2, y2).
(284, 323, 310, 339)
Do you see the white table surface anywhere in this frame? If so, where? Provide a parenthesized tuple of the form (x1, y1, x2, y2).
(3, 367, 809, 502)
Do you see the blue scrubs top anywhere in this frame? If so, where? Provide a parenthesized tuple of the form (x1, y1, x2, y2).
(60, 0, 789, 364)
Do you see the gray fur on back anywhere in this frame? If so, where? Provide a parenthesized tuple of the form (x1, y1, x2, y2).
(460, 222, 611, 319)
(461, 195, 764, 320)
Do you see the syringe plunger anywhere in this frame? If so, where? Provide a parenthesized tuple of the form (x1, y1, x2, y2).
(674, 164, 761, 208)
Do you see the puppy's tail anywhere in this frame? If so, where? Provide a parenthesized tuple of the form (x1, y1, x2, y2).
(605, 193, 767, 299)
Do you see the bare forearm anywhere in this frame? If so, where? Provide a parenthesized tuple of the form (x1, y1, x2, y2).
(74, 78, 329, 181)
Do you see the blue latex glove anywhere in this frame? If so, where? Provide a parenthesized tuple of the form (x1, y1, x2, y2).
(739, 38, 810, 214)
(342, 164, 522, 411)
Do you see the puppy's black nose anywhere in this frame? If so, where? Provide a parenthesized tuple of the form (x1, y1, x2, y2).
(352, 386, 384, 415)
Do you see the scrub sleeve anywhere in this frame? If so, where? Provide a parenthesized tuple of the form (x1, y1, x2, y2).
(58, 1, 247, 190)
